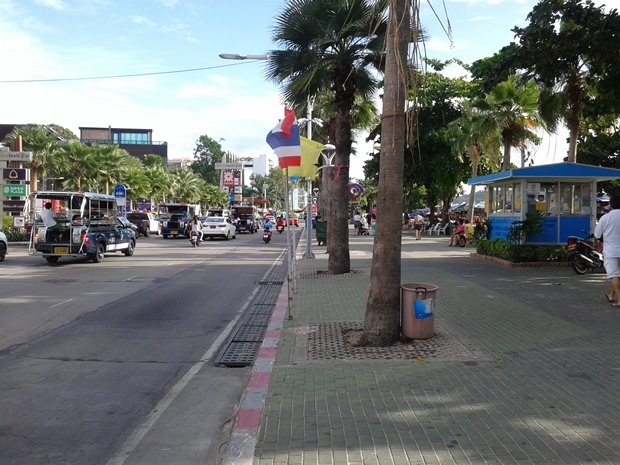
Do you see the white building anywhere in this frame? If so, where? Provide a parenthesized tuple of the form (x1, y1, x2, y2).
(250, 154, 276, 177)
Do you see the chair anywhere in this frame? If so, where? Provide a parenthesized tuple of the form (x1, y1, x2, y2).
(426, 223, 440, 236)
(437, 223, 451, 235)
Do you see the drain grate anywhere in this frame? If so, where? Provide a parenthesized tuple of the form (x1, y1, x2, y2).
(217, 261, 287, 367)
(243, 313, 272, 326)
(234, 325, 268, 342)
(248, 304, 276, 314)
(218, 342, 262, 367)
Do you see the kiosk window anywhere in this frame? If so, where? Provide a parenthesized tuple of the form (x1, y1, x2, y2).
(560, 183, 591, 215)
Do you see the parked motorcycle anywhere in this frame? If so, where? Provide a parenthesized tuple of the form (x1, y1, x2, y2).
(263, 230, 272, 244)
(567, 234, 603, 274)
(189, 230, 201, 248)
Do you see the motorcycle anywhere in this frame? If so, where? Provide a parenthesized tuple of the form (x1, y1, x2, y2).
(567, 234, 603, 274)
(263, 229, 272, 244)
(189, 230, 201, 248)
(276, 223, 285, 234)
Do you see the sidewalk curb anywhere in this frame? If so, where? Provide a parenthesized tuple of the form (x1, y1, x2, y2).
(221, 270, 290, 465)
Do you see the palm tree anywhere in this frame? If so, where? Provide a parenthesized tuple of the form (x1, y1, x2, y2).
(170, 168, 202, 203)
(481, 75, 541, 170)
(92, 144, 127, 194)
(144, 165, 170, 206)
(3, 125, 57, 192)
(447, 99, 501, 221)
(266, 0, 387, 274)
(54, 142, 97, 191)
(361, 0, 411, 346)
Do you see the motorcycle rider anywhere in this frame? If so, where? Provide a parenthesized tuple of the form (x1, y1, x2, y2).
(594, 195, 620, 307)
(189, 215, 204, 241)
(264, 217, 274, 233)
(276, 215, 285, 230)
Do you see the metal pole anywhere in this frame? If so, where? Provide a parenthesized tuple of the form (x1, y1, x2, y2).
(304, 96, 315, 259)
(284, 167, 293, 318)
(304, 177, 314, 258)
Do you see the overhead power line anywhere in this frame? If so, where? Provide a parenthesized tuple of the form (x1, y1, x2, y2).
(0, 60, 256, 84)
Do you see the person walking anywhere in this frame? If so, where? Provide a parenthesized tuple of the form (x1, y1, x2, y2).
(594, 195, 620, 307)
(353, 211, 362, 236)
(413, 212, 424, 240)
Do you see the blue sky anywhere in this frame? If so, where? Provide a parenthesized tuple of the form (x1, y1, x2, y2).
(1, 0, 617, 179)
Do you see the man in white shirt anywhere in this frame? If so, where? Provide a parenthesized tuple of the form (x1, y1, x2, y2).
(594, 195, 620, 307)
(39, 202, 58, 228)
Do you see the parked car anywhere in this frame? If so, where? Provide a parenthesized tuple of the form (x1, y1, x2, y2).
(203, 216, 237, 240)
(126, 212, 161, 237)
(0, 231, 7, 262)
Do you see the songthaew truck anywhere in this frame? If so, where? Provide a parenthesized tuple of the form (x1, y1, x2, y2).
(232, 205, 258, 233)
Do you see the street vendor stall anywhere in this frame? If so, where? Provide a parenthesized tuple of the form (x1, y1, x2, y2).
(468, 162, 620, 245)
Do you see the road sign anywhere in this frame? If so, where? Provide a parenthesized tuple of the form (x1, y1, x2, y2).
(114, 185, 126, 207)
(215, 162, 244, 170)
(3, 168, 27, 181)
(114, 185, 126, 198)
(2, 184, 27, 197)
(0, 151, 33, 162)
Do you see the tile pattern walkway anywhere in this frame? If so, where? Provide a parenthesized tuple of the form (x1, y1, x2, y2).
(237, 230, 620, 465)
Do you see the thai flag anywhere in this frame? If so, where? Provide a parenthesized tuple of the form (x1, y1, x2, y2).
(266, 108, 301, 168)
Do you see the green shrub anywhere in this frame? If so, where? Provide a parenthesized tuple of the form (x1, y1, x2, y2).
(3, 227, 27, 242)
(476, 238, 567, 263)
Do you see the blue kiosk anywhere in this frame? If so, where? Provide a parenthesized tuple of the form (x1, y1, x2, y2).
(468, 162, 620, 245)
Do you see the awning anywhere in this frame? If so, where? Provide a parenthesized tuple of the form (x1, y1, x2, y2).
(468, 162, 620, 185)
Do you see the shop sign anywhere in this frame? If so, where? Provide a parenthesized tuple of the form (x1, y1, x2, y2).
(2, 200, 26, 212)
(0, 151, 32, 162)
(2, 184, 27, 197)
(3, 168, 27, 181)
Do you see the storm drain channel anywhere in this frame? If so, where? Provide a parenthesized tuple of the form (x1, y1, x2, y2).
(217, 262, 288, 367)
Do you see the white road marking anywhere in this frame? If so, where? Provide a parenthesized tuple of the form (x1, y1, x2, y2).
(50, 299, 73, 308)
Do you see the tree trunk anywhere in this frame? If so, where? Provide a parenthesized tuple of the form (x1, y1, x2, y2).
(502, 140, 511, 171)
(567, 120, 579, 163)
(361, 0, 410, 346)
(327, 111, 352, 274)
(468, 156, 479, 223)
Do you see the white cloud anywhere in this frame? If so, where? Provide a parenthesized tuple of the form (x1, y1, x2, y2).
(157, 0, 179, 6)
(469, 15, 492, 21)
(130, 16, 156, 27)
(33, 0, 68, 10)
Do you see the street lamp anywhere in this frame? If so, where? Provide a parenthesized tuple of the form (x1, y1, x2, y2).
(218, 53, 270, 60)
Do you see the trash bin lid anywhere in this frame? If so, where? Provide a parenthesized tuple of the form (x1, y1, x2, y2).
(401, 283, 438, 292)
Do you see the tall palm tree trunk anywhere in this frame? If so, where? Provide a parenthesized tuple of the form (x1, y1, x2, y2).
(327, 74, 356, 274)
(361, 0, 410, 346)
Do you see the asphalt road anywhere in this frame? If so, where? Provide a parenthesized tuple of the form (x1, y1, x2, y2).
(0, 230, 287, 465)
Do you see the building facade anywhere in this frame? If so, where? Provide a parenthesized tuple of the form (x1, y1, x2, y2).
(79, 127, 168, 163)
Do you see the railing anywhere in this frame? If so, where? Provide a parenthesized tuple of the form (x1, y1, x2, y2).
(80, 139, 167, 146)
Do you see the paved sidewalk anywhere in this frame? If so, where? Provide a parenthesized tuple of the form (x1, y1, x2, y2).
(230, 229, 620, 465)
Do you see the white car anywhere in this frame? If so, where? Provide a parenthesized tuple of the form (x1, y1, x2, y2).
(0, 231, 7, 262)
(202, 216, 236, 240)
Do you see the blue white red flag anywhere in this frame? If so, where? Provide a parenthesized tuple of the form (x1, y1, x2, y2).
(266, 108, 301, 168)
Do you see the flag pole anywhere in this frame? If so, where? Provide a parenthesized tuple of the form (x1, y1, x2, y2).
(284, 167, 293, 319)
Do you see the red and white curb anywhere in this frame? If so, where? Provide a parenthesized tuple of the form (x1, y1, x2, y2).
(222, 284, 289, 465)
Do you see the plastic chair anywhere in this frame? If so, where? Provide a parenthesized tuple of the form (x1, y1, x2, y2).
(437, 223, 450, 235)
(426, 223, 440, 236)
